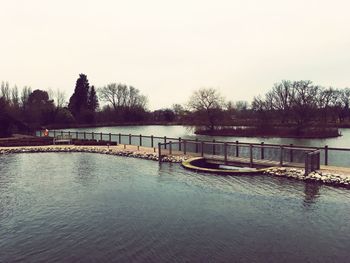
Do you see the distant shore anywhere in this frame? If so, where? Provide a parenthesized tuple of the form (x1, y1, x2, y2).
(45, 121, 185, 130)
(195, 127, 341, 139)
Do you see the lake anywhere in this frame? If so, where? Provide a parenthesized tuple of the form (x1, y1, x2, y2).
(1, 153, 350, 262)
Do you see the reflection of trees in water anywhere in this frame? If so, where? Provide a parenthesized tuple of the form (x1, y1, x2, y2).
(303, 183, 321, 207)
(74, 154, 97, 186)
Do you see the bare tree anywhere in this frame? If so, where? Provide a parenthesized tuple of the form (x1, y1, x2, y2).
(317, 87, 338, 122)
(266, 80, 293, 123)
(11, 85, 19, 107)
(21, 86, 32, 109)
(99, 83, 118, 110)
(290, 80, 320, 127)
(188, 88, 225, 130)
(1, 81, 10, 102)
(55, 89, 66, 108)
(99, 83, 147, 110)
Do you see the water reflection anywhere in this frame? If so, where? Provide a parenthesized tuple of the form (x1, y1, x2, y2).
(303, 183, 321, 208)
(73, 153, 97, 186)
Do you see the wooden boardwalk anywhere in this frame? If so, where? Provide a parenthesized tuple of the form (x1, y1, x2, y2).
(161, 149, 305, 168)
(1, 143, 349, 176)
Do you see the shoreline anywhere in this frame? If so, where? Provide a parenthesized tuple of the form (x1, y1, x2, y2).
(195, 128, 341, 139)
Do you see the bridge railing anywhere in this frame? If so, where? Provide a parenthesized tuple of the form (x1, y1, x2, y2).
(158, 140, 320, 173)
(37, 130, 349, 168)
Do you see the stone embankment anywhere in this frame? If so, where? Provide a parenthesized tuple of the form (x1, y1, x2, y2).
(264, 167, 350, 188)
(0, 146, 187, 163)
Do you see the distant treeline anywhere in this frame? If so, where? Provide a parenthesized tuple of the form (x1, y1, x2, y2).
(1, 75, 350, 137)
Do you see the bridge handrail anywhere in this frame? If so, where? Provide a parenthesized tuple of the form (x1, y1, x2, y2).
(39, 130, 350, 167)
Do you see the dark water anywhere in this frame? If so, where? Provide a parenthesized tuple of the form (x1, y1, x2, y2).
(1, 153, 350, 262)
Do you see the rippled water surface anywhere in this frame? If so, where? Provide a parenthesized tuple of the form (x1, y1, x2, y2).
(1, 153, 350, 262)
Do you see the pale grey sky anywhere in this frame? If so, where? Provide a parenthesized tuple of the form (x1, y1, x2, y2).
(1, 0, 349, 110)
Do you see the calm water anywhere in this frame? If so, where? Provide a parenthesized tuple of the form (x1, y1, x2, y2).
(1, 153, 350, 262)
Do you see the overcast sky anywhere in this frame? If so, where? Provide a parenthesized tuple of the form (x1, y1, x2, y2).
(1, 0, 349, 109)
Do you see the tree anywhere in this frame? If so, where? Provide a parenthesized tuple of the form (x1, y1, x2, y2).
(290, 80, 319, 128)
(99, 83, 147, 110)
(11, 85, 19, 107)
(98, 83, 148, 122)
(55, 89, 66, 108)
(187, 88, 225, 130)
(1, 81, 10, 102)
(68, 74, 90, 121)
(339, 88, 350, 121)
(152, 109, 175, 122)
(88, 85, 99, 111)
(26, 89, 55, 125)
(317, 87, 337, 123)
(0, 97, 12, 137)
(266, 80, 293, 123)
(21, 86, 32, 110)
(54, 108, 75, 124)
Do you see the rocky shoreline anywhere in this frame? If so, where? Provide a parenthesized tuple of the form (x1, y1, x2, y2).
(0, 146, 187, 163)
(0, 146, 349, 188)
(264, 167, 350, 188)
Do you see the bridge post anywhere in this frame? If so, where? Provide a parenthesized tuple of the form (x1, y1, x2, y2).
(212, 139, 216, 155)
(76, 131, 78, 139)
(151, 135, 154, 148)
(129, 134, 131, 145)
(139, 134, 142, 146)
(158, 143, 161, 163)
(164, 136, 167, 149)
(84, 132, 86, 139)
(201, 142, 204, 157)
(179, 137, 182, 151)
(184, 140, 187, 155)
(280, 146, 284, 166)
(169, 141, 172, 155)
(249, 144, 253, 167)
(236, 141, 239, 157)
(92, 132, 94, 140)
(325, 145, 328, 165)
(290, 144, 293, 163)
(100, 132, 103, 141)
(109, 133, 111, 142)
(53, 130, 56, 137)
(261, 142, 264, 159)
(304, 153, 309, 175)
(118, 133, 121, 144)
(224, 143, 228, 164)
(195, 138, 199, 153)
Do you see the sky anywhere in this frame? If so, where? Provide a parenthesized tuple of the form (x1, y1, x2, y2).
(0, 0, 350, 110)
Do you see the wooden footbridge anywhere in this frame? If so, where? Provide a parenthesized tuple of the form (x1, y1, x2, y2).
(37, 130, 350, 175)
(158, 140, 321, 174)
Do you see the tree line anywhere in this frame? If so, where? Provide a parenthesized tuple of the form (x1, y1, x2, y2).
(184, 80, 350, 136)
(1, 75, 350, 137)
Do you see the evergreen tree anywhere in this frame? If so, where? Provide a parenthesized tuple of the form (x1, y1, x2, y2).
(68, 74, 90, 119)
(88, 85, 99, 111)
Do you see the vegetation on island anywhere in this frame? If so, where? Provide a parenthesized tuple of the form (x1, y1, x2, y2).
(1, 75, 350, 138)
